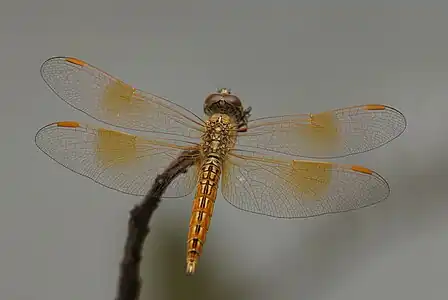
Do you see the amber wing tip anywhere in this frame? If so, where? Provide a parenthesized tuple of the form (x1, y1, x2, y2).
(364, 104, 386, 111)
(65, 57, 86, 66)
(185, 261, 197, 275)
(350, 165, 373, 175)
(55, 121, 80, 128)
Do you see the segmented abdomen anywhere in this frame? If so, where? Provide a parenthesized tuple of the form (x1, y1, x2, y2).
(185, 156, 222, 275)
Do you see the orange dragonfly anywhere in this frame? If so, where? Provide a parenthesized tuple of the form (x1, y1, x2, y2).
(35, 57, 407, 275)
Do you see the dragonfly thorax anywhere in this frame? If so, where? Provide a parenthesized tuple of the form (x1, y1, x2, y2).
(202, 114, 237, 158)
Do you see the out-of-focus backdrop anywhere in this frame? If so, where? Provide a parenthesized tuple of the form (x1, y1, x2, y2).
(1, 1, 447, 299)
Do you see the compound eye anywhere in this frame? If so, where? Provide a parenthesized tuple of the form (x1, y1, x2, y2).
(204, 94, 221, 107)
(225, 95, 242, 108)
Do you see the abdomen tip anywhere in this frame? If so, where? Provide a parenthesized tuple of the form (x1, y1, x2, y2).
(186, 261, 197, 275)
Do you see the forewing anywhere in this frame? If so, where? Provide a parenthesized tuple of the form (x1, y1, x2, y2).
(40, 57, 205, 140)
(236, 105, 406, 159)
(221, 151, 390, 218)
(35, 121, 202, 198)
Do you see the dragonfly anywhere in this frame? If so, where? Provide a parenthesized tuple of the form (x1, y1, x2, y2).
(35, 56, 407, 275)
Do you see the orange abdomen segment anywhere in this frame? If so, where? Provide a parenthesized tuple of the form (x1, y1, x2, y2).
(186, 157, 222, 275)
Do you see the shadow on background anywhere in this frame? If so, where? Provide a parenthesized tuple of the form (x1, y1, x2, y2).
(273, 173, 448, 299)
(140, 220, 253, 300)
(139, 173, 448, 300)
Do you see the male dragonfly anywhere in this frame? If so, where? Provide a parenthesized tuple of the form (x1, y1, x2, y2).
(35, 57, 407, 275)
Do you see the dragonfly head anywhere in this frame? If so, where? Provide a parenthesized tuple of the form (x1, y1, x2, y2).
(204, 88, 244, 119)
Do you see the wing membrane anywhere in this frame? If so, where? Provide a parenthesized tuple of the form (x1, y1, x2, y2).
(236, 104, 406, 159)
(40, 57, 205, 140)
(221, 151, 390, 218)
(35, 121, 202, 197)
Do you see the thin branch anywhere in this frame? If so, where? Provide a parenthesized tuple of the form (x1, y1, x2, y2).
(115, 150, 198, 300)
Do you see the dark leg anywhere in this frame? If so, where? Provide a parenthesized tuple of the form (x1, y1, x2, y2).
(237, 106, 252, 132)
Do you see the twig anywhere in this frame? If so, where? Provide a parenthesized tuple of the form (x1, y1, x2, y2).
(115, 150, 198, 300)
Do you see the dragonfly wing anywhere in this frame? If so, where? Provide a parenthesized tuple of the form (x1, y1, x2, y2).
(221, 150, 390, 218)
(236, 104, 406, 159)
(35, 121, 202, 198)
(40, 57, 205, 140)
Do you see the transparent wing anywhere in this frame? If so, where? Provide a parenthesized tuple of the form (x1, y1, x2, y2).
(40, 57, 205, 140)
(221, 150, 390, 218)
(236, 104, 406, 159)
(35, 121, 203, 198)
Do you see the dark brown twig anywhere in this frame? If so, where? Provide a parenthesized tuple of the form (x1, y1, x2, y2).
(115, 150, 198, 300)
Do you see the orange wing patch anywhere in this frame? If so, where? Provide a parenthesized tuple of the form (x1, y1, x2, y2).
(40, 56, 205, 138)
(101, 80, 149, 119)
(221, 151, 390, 218)
(95, 129, 138, 167)
(35, 122, 202, 197)
(298, 111, 340, 154)
(237, 104, 406, 159)
(290, 160, 332, 200)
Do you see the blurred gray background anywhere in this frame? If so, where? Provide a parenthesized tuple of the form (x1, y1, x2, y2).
(1, 0, 447, 299)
